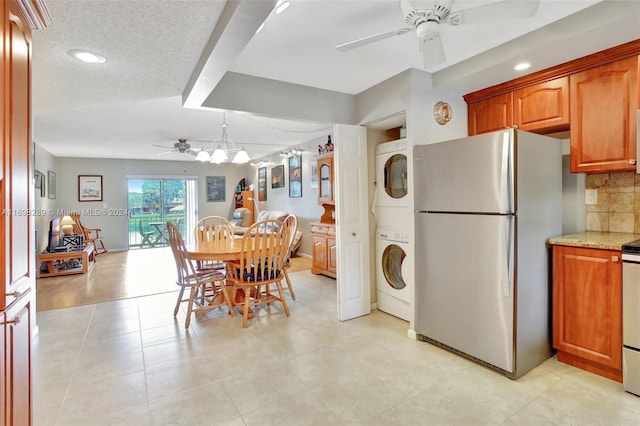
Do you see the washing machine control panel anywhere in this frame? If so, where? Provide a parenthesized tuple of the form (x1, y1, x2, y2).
(376, 229, 410, 243)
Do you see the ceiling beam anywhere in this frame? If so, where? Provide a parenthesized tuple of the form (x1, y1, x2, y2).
(181, 0, 277, 109)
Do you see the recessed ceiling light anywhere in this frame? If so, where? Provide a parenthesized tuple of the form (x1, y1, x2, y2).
(67, 49, 106, 64)
(274, 0, 290, 15)
(514, 62, 530, 71)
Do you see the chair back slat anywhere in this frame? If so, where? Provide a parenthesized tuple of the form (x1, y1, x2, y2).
(234, 219, 291, 284)
(194, 216, 234, 245)
(167, 221, 199, 284)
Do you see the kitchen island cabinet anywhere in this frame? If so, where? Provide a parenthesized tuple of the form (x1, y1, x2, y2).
(551, 240, 625, 382)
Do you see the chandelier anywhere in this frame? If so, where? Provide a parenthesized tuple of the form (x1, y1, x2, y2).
(195, 113, 250, 164)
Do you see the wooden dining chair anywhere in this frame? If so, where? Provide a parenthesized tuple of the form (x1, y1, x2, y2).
(277, 214, 298, 300)
(193, 216, 235, 271)
(167, 221, 234, 328)
(225, 219, 291, 328)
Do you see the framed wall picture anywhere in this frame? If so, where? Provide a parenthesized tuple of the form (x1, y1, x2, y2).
(271, 165, 285, 188)
(289, 155, 302, 198)
(78, 174, 102, 202)
(35, 170, 46, 197)
(206, 176, 225, 202)
(258, 166, 267, 201)
(48, 170, 57, 200)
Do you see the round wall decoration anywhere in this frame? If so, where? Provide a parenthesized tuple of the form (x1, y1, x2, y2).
(433, 101, 452, 125)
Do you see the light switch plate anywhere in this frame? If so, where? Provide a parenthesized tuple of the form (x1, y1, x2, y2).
(585, 189, 598, 205)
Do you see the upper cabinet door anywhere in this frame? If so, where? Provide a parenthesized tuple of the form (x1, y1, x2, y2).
(514, 77, 570, 133)
(570, 56, 639, 173)
(316, 154, 334, 204)
(467, 93, 513, 136)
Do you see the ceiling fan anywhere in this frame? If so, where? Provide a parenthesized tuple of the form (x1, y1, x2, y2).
(152, 138, 198, 156)
(335, 0, 540, 69)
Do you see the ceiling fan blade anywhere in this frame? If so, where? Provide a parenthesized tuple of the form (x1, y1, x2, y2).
(155, 150, 175, 155)
(399, 0, 414, 20)
(335, 27, 412, 52)
(456, 0, 540, 25)
(152, 144, 174, 149)
(421, 33, 446, 69)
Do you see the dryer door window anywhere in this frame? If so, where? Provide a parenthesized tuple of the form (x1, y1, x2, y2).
(384, 154, 408, 199)
(381, 244, 407, 290)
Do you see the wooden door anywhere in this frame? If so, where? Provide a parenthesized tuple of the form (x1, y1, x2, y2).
(1, 1, 43, 423)
(467, 93, 513, 136)
(3, 297, 32, 425)
(570, 56, 639, 173)
(552, 245, 622, 381)
(513, 77, 569, 133)
(334, 124, 370, 321)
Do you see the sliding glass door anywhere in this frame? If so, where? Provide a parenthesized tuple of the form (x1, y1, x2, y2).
(127, 177, 197, 249)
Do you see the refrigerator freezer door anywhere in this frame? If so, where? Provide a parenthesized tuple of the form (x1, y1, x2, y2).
(415, 212, 515, 373)
(414, 130, 514, 214)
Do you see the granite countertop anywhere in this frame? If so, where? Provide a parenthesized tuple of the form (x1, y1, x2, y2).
(548, 231, 640, 250)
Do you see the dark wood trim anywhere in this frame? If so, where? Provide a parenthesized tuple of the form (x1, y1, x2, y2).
(464, 38, 640, 103)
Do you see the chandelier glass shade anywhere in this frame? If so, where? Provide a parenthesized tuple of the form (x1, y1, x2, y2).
(195, 113, 250, 164)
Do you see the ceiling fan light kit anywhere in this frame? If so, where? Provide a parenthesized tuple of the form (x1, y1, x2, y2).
(335, 0, 540, 69)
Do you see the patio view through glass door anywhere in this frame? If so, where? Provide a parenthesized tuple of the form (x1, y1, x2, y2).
(127, 177, 197, 249)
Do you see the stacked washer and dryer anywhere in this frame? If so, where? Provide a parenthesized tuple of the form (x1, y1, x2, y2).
(374, 139, 412, 321)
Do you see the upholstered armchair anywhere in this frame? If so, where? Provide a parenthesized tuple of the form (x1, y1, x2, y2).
(229, 207, 252, 227)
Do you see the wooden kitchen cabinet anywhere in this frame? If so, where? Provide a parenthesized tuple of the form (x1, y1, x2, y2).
(513, 77, 570, 133)
(311, 222, 336, 278)
(570, 56, 639, 173)
(552, 245, 622, 382)
(468, 77, 569, 136)
(467, 93, 513, 136)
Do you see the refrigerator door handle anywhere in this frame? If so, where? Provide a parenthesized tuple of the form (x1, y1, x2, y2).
(499, 131, 514, 213)
(503, 215, 515, 297)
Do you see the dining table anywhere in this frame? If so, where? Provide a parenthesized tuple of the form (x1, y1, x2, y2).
(149, 222, 169, 245)
(187, 237, 252, 316)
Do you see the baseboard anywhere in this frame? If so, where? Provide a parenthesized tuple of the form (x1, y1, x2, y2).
(296, 253, 311, 260)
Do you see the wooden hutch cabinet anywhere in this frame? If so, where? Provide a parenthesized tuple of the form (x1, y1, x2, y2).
(311, 152, 336, 278)
(552, 245, 623, 382)
(1, 1, 48, 424)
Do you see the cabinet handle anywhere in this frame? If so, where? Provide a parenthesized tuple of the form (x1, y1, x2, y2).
(6, 291, 20, 299)
(612, 255, 619, 263)
(629, 159, 636, 165)
(1, 317, 20, 326)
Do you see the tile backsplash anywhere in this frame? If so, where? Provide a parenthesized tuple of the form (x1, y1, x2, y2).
(585, 172, 640, 233)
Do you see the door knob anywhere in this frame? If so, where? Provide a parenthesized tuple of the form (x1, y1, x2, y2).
(351, 232, 356, 237)
(629, 159, 636, 165)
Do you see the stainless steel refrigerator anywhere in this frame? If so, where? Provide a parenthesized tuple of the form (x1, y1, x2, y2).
(414, 129, 562, 379)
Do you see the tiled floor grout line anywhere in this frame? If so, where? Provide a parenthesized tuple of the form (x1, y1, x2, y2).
(53, 303, 97, 426)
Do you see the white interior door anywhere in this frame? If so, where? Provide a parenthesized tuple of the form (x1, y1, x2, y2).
(335, 124, 371, 321)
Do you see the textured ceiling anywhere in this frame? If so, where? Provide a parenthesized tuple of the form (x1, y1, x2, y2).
(32, 0, 640, 162)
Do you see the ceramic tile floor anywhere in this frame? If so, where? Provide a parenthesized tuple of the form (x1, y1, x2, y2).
(34, 271, 640, 425)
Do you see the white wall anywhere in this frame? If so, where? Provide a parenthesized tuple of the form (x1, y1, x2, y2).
(245, 136, 326, 257)
(34, 148, 247, 252)
(35, 137, 328, 257)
